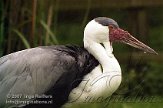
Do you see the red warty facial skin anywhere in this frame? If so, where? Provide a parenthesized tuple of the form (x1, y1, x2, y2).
(109, 27, 158, 55)
(109, 28, 129, 42)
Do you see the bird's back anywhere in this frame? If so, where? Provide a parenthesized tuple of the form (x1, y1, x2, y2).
(0, 45, 98, 108)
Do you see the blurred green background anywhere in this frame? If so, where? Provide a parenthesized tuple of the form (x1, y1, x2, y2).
(0, 0, 163, 108)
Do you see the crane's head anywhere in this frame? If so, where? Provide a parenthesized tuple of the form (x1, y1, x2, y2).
(84, 17, 157, 54)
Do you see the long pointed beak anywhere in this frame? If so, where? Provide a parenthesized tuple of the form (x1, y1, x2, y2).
(110, 28, 158, 55)
(121, 31, 158, 55)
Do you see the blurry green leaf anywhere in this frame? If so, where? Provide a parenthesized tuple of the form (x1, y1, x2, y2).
(40, 20, 59, 45)
(12, 29, 30, 48)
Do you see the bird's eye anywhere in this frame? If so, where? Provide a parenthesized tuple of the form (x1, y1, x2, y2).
(108, 25, 114, 30)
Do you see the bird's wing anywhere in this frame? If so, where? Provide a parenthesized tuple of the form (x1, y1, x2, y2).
(0, 46, 76, 107)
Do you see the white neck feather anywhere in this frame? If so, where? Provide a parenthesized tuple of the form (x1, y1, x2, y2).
(83, 20, 121, 72)
(67, 19, 122, 104)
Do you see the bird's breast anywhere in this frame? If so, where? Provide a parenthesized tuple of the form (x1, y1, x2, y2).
(68, 64, 122, 104)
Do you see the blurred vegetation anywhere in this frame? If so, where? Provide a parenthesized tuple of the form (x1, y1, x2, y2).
(0, 0, 163, 107)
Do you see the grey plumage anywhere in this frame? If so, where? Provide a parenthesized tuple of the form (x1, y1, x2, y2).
(95, 17, 119, 28)
(0, 45, 98, 108)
